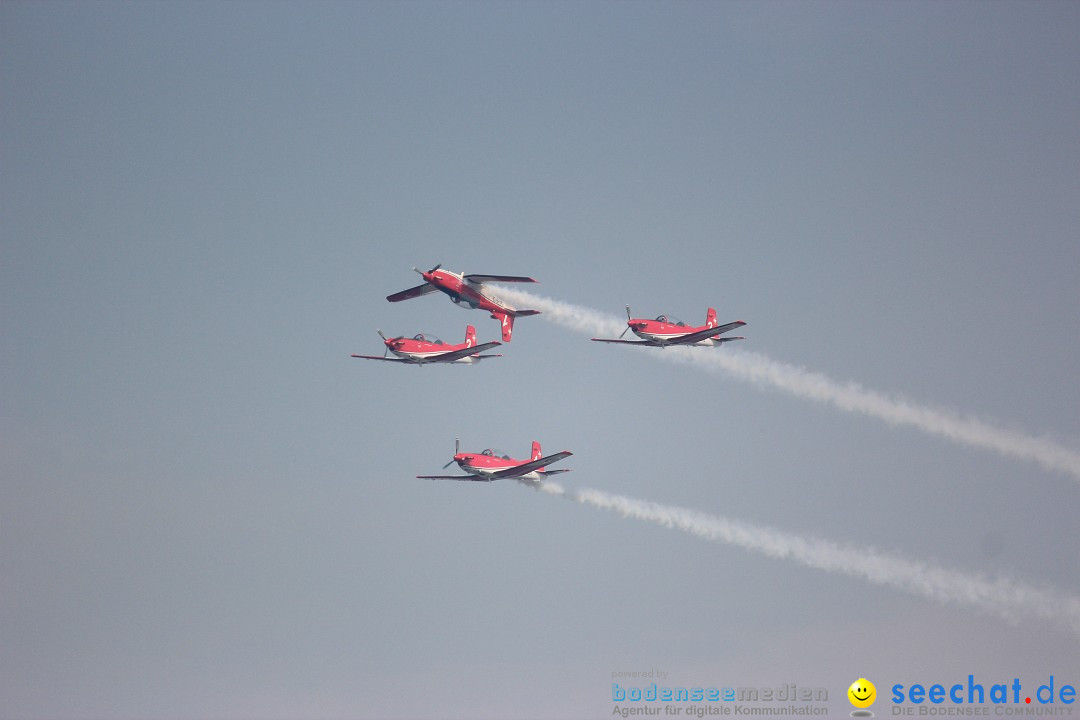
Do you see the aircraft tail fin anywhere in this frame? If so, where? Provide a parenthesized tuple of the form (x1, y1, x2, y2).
(494, 312, 515, 342)
(706, 307, 717, 328)
(531, 441, 544, 472)
(465, 325, 477, 347)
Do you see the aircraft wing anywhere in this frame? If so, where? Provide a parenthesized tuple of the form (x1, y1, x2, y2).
(490, 451, 573, 478)
(590, 338, 656, 345)
(667, 320, 747, 345)
(709, 320, 747, 336)
(351, 354, 411, 362)
(464, 274, 538, 284)
(386, 282, 438, 302)
(426, 341, 502, 362)
(416, 474, 495, 482)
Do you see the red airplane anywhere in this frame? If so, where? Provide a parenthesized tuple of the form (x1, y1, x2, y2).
(417, 439, 573, 482)
(386, 264, 541, 342)
(592, 306, 746, 347)
(351, 325, 502, 365)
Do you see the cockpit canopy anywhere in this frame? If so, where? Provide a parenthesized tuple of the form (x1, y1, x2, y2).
(481, 448, 512, 460)
(655, 314, 686, 326)
(411, 333, 444, 344)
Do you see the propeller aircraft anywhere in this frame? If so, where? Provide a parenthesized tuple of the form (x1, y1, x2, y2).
(386, 264, 541, 342)
(351, 325, 501, 365)
(417, 439, 572, 482)
(592, 307, 746, 347)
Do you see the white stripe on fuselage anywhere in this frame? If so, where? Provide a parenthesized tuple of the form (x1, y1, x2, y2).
(389, 349, 481, 363)
(459, 462, 539, 479)
(390, 349, 445, 359)
(463, 280, 513, 312)
(634, 330, 720, 345)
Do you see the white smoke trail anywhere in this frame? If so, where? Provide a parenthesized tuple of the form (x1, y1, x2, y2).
(495, 287, 1080, 481)
(520, 480, 1080, 637)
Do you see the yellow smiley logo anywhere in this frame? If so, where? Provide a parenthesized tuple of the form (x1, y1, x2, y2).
(848, 678, 876, 708)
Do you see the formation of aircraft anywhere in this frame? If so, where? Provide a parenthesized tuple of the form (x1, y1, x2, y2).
(351, 325, 501, 365)
(417, 439, 573, 482)
(361, 262, 752, 482)
(385, 264, 541, 342)
(591, 306, 746, 348)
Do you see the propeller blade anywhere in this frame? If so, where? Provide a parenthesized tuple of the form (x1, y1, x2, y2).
(618, 306, 633, 337)
(443, 438, 461, 469)
(377, 329, 387, 341)
(430, 263, 442, 273)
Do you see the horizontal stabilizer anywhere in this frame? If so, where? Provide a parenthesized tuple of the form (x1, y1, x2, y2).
(512, 309, 541, 317)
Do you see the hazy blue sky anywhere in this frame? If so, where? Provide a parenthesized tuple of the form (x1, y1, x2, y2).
(3, 2, 1079, 718)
